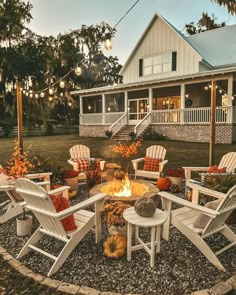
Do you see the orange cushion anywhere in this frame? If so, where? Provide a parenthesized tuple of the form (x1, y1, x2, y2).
(143, 157, 162, 172)
(207, 165, 226, 173)
(50, 195, 77, 231)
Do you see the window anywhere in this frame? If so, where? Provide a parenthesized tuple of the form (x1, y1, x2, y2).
(140, 51, 176, 76)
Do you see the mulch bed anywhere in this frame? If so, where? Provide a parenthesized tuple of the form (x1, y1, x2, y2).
(0, 186, 235, 295)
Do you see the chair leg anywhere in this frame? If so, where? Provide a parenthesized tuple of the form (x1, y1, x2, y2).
(0, 204, 23, 224)
(17, 227, 43, 258)
(47, 216, 95, 277)
(221, 225, 236, 243)
(173, 218, 225, 271)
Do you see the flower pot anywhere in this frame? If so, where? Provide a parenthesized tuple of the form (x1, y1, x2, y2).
(64, 176, 79, 191)
(167, 177, 184, 192)
(17, 215, 33, 236)
(108, 224, 127, 236)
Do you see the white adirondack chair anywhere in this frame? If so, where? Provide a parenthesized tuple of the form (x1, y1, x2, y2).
(132, 145, 168, 180)
(0, 166, 52, 224)
(159, 185, 236, 271)
(183, 152, 236, 181)
(15, 178, 107, 277)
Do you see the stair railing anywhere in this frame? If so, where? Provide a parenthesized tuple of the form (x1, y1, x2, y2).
(134, 112, 151, 137)
(109, 113, 128, 137)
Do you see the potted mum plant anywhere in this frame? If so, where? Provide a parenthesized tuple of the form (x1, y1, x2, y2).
(102, 201, 131, 236)
(63, 170, 79, 192)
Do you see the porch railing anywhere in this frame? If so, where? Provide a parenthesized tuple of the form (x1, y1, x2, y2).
(109, 113, 128, 136)
(134, 112, 151, 136)
(151, 109, 181, 124)
(80, 112, 124, 125)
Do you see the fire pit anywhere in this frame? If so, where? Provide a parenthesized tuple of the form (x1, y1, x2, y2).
(89, 177, 160, 206)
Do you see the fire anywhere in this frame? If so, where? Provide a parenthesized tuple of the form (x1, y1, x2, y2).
(114, 175, 132, 197)
(100, 175, 149, 198)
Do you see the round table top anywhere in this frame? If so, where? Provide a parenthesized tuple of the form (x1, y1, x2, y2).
(123, 207, 167, 227)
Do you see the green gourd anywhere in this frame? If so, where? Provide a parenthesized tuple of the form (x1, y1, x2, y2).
(134, 197, 156, 217)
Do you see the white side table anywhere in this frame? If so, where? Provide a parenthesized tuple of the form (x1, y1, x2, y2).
(123, 207, 167, 268)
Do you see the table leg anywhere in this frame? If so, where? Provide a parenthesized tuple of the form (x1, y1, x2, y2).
(156, 226, 161, 253)
(127, 222, 132, 261)
(135, 225, 139, 244)
(150, 226, 156, 268)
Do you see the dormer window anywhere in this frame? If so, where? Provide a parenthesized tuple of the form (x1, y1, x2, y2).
(139, 51, 177, 76)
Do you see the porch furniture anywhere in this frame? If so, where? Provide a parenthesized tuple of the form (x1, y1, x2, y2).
(132, 145, 168, 181)
(15, 178, 107, 277)
(123, 207, 167, 267)
(183, 152, 236, 181)
(0, 166, 52, 224)
(159, 184, 236, 271)
(68, 144, 105, 185)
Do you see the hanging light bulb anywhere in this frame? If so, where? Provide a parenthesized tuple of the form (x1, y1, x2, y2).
(107, 107, 111, 112)
(88, 105, 92, 110)
(68, 101, 72, 107)
(25, 92, 29, 96)
(204, 86, 208, 90)
(23, 90, 26, 94)
(49, 96, 53, 102)
(40, 92, 45, 98)
(219, 89, 223, 94)
(29, 93, 33, 98)
(49, 88, 54, 95)
(104, 38, 112, 51)
(75, 66, 82, 76)
(35, 93, 39, 99)
(60, 92, 64, 97)
(59, 80, 65, 88)
(185, 94, 189, 98)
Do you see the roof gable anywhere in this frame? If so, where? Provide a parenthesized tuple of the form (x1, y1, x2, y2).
(120, 12, 202, 75)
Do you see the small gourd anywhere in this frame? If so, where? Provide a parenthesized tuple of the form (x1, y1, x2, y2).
(134, 197, 156, 217)
(114, 170, 126, 180)
(170, 184, 179, 193)
(103, 234, 127, 258)
(157, 177, 171, 191)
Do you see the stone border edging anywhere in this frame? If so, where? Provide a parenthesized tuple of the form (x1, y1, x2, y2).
(0, 245, 235, 295)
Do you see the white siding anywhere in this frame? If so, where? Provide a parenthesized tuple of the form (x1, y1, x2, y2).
(122, 17, 202, 84)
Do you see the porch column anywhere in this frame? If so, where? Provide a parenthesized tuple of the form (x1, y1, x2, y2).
(148, 88, 153, 112)
(227, 76, 233, 124)
(125, 91, 128, 124)
(102, 93, 105, 125)
(80, 96, 83, 125)
(180, 83, 185, 124)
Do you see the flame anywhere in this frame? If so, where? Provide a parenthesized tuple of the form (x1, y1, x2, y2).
(114, 175, 132, 197)
(100, 175, 149, 198)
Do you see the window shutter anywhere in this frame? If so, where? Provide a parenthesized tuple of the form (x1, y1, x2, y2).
(172, 51, 177, 71)
(139, 59, 143, 77)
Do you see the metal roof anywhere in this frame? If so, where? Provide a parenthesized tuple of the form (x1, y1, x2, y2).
(187, 24, 236, 67)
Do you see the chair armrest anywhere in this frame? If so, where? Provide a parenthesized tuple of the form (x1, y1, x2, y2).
(159, 160, 168, 173)
(186, 181, 226, 199)
(159, 191, 220, 217)
(25, 172, 52, 180)
(35, 181, 50, 187)
(132, 158, 144, 170)
(56, 193, 107, 219)
(0, 185, 15, 191)
(99, 160, 106, 171)
(183, 167, 209, 181)
(48, 186, 70, 195)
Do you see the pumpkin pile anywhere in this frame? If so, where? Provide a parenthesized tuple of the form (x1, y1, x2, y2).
(103, 234, 127, 258)
(134, 197, 156, 217)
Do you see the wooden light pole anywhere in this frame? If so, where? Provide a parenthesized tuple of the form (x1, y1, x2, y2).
(16, 83, 23, 152)
(209, 80, 216, 166)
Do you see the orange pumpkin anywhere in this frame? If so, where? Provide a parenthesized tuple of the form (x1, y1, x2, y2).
(103, 234, 127, 258)
(157, 177, 171, 191)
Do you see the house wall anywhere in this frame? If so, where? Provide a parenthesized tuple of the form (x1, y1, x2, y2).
(149, 124, 233, 144)
(122, 16, 202, 84)
(79, 124, 233, 144)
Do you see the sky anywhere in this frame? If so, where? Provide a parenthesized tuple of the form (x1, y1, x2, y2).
(27, 0, 236, 65)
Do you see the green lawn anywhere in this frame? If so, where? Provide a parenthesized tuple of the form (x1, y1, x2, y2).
(0, 135, 235, 171)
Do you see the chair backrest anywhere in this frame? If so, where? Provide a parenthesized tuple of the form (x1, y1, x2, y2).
(218, 152, 236, 172)
(15, 178, 67, 239)
(69, 145, 90, 160)
(146, 145, 166, 160)
(202, 185, 236, 236)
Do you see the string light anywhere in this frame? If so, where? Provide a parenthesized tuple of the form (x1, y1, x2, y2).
(59, 80, 65, 88)
(203, 83, 236, 100)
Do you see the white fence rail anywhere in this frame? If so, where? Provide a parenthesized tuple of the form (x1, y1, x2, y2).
(80, 112, 124, 125)
(134, 112, 151, 136)
(151, 109, 181, 124)
(109, 113, 127, 136)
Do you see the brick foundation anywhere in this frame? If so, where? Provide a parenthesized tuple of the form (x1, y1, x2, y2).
(79, 125, 108, 137)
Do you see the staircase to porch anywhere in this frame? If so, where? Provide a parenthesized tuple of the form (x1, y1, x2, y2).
(112, 125, 135, 141)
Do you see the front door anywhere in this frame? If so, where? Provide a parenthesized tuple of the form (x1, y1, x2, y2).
(129, 98, 148, 125)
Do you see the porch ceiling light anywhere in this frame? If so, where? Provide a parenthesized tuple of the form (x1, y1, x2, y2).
(88, 105, 92, 110)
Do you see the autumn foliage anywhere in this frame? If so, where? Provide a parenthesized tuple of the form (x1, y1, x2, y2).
(110, 140, 142, 158)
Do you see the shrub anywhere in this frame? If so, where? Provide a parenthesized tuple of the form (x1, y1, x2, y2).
(105, 130, 113, 139)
